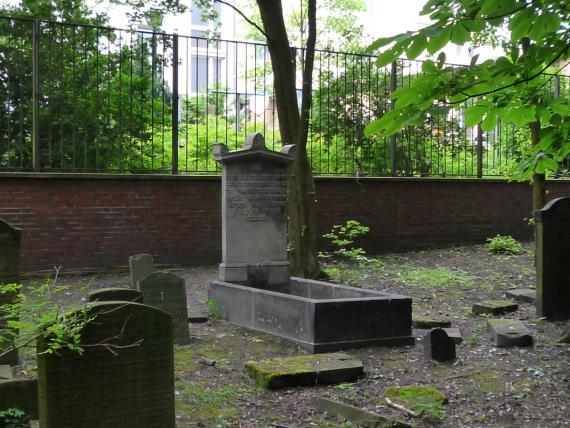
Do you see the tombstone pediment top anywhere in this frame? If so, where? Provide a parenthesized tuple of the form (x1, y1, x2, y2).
(536, 197, 570, 222)
(213, 133, 294, 165)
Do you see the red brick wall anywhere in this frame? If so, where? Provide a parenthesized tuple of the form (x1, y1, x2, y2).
(1, 173, 570, 273)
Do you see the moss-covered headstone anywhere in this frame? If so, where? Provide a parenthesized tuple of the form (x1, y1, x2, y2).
(37, 302, 175, 428)
(0, 218, 21, 366)
(535, 197, 570, 320)
(140, 272, 190, 345)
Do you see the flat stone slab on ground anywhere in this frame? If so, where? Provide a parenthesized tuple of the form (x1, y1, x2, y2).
(245, 353, 363, 389)
(412, 316, 451, 329)
(506, 288, 536, 304)
(472, 300, 518, 315)
(487, 319, 533, 347)
(312, 396, 413, 428)
(0, 365, 12, 379)
(442, 327, 463, 344)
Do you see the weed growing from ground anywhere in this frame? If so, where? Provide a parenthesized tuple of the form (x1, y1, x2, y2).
(397, 267, 475, 289)
(486, 235, 523, 254)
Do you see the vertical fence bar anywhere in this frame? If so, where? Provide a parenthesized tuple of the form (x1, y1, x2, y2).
(476, 123, 483, 178)
(172, 33, 179, 174)
(32, 19, 40, 171)
(390, 61, 398, 176)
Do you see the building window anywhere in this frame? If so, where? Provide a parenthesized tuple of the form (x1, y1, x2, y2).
(191, 56, 208, 93)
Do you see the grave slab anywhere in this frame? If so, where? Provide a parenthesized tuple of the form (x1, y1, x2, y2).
(37, 301, 175, 428)
(472, 300, 518, 315)
(128, 254, 154, 290)
(312, 396, 413, 428)
(442, 327, 463, 344)
(0, 378, 38, 419)
(536, 197, 570, 320)
(423, 328, 456, 362)
(506, 288, 536, 304)
(245, 352, 363, 389)
(487, 319, 533, 347)
(88, 287, 143, 303)
(412, 316, 451, 329)
(140, 272, 190, 345)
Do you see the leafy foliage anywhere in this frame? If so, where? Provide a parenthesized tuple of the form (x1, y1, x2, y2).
(0, 408, 28, 428)
(320, 220, 370, 261)
(486, 234, 523, 254)
(365, 0, 570, 180)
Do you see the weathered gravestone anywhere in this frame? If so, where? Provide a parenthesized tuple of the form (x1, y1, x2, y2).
(0, 218, 21, 366)
(423, 328, 456, 362)
(129, 253, 154, 290)
(213, 133, 293, 286)
(37, 302, 174, 428)
(140, 272, 190, 345)
(535, 197, 570, 320)
(88, 287, 143, 303)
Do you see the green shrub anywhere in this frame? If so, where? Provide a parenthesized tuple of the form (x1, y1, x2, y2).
(319, 220, 370, 262)
(486, 235, 523, 254)
(0, 407, 28, 428)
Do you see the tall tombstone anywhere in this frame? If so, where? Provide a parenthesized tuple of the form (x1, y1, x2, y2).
(129, 254, 154, 290)
(213, 133, 294, 287)
(37, 302, 175, 428)
(0, 218, 21, 366)
(535, 197, 570, 320)
(139, 272, 190, 345)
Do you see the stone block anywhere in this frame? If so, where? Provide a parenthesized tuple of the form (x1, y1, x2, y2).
(472, 300, 518, 315)
(88, 287, 143, 303)
(0, 364, 12, 380)
(423, 328, 456, 362)
(506, 288, 536, 304)
(487, 318, 533, 347)
(442, 327, 463, 344)
(245, 353, 363, 389)
(412, 316, 451, 329)
(37, 302, 175, 428)
(128, 254, 154, 290)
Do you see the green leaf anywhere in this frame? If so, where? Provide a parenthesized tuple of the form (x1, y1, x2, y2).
(427, 26, 452, 55)
(529, 12, 561, 41)
(481, 110, 497, 132)
(450, 22, 470, 45)
(509, 8, 534, 41)
(550, 99, 570, 116)
(366, 36, 396, 53)
(465, 105, 488, 127)
(437, 52, 446, 67)
(406, 34, 427, 60)
(421, 60, 438, 73)
(376, 48, 398, 68)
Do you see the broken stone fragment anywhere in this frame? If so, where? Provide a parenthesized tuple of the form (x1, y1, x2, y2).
(245, 353, 363, 389)
(472, 299, 518, 315)
(487, 318, 533, 347)
(505, 288, 536, 304)
(442, 327, 463, 344)
(412, 316, 452, 329)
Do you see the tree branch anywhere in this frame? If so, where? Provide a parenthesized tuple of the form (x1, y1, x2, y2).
(214, 0, 268, 39)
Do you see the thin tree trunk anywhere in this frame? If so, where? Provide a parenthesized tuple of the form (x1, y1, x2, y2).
(256, 0, 321, 277)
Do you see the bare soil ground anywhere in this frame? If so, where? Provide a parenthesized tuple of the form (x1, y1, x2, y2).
(18, 243, 570, 427)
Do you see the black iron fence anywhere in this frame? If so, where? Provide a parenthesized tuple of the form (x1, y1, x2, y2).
(1, 16, 568, 177)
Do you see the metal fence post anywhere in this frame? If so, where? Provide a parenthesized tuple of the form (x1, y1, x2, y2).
(476, 124, 483, 178)
(32, 19, 40, 172)
(172, 33, 179, 174)
(390, 61, 398, 176)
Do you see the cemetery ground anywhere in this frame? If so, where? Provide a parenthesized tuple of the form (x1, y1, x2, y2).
(16, 242, 570, 427)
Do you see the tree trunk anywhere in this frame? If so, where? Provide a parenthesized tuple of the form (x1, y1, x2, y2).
(256, 0, 321, 277)
(530, 121, 546, 212)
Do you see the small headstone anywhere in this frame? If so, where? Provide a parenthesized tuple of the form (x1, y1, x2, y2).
(0, 218, 21, 366)
(88, 287, 144, 303)
(442, 327, 463, 344)
(312, 396, 413, 428)
(412, 316, 451, 329)
(472, 300, 518, 315)
(536, 197, 570, 320)
(37, 302, 175, 428)
(128, 253, 154, 290)
(423, 328, 456, 362)
(0, 378, 38, 419)
(506, 288, 536, 304)
(140, 272, 190, 345)
(487, 319, 533, 347)
(214, 134, 293, 286)
(245, 353, 363, 389)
